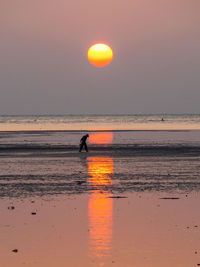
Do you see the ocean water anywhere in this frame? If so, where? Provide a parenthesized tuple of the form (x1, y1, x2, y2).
(0, 114, 200, 131)
(0, 114, 200, 148)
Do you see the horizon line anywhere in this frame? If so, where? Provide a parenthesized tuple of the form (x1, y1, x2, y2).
(0, 113, 200, 116)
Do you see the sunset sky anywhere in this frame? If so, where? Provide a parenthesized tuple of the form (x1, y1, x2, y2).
(0, 0, 200, 114)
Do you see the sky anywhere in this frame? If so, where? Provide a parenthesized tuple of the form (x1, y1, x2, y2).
(0, 0, 200, 114)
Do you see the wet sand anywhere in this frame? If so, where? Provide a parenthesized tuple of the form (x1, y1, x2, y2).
(0, 131, 200, 266)
(1, 193, 200, 267)
(0, 143, 199, 197)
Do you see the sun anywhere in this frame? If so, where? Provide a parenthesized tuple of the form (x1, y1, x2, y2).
(87, 43, 113, 67)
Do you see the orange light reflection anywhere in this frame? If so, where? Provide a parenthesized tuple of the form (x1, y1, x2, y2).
(88, 157, 113, 264)
(89, 132, 113, 145)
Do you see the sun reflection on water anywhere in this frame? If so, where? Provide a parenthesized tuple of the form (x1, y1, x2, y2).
(88, 157, 113, 265)
(89, 132, 113, 145)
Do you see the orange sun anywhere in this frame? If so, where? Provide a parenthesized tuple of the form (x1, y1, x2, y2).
(87, 43, 113, 67)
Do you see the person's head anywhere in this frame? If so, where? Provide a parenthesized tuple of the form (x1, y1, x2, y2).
(86, 134, 89, 137)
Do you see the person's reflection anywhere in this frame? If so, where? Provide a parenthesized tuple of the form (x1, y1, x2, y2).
(88, 157, 113, 265)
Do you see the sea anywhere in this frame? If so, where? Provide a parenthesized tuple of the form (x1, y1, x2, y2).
(0, 114, 199, 147)
(0, 114, 200, 131)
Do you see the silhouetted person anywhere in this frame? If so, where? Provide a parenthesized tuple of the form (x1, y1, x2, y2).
(161, 118, 164, 121)
(79, 134, 89, 152)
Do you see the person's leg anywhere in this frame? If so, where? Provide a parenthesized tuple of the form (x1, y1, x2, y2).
(84, 143, 88, 152)
(79, 143, 83, 152)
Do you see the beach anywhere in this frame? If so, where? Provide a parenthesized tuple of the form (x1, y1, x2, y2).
(2, 0, 200, 264)
(0, 115, 200, 266)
